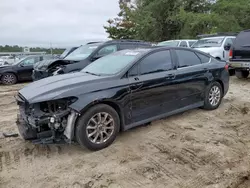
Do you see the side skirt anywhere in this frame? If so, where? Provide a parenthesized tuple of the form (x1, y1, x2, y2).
(123, 101, 204, 131)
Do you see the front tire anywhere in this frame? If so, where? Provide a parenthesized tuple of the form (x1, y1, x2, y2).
(75, 104, 120, 151)
(203, 82, 223, 110)
(1, 73, 17, 85)
(235, 70, 249, 79)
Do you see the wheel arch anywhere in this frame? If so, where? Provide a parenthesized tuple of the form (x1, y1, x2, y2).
(1, 71, 18, 81)
(214, 79, 224, 95)
(76, 99, 124, 132)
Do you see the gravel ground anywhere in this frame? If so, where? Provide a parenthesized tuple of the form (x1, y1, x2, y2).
(1, 77, 250, 188)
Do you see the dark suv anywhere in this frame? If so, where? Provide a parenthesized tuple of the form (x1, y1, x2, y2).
(32, 40, 152, 80)
(229, 30, 250, 79)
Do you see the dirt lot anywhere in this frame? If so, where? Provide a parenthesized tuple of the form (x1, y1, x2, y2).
(1, 77, 250, 188)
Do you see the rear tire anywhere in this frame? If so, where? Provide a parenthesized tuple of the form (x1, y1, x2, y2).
(75, 104, 120, 151)
(235, 70, 249, 79)
(1, 73, 17, 85)
(203, 82, 223, 110)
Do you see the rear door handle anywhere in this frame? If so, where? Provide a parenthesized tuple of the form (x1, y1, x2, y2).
(166, 74, 176, 79)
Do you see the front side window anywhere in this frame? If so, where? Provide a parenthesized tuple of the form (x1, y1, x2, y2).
(139, 50, 172, 75)
(180, 41, 188, 47)
(176, 50, 201, 68)
(21, 57, 39, 66)
(96, 45, 117, 57)
(128, 64, 138, 77)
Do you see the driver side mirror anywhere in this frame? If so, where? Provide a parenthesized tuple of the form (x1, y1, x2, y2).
(91, 54, 103, 61)
(224, 43, 231, 51)
(19, 63, 24, 67)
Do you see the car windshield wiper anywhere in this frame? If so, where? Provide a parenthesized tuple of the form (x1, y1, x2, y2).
(83, 71, 101, 76)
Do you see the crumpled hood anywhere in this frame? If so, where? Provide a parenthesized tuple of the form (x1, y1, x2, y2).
(19, 72, 107, 103)
(33, 59, 73, 70)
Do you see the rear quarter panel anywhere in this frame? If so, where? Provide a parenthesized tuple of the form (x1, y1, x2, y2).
(208, 59, 229, 96)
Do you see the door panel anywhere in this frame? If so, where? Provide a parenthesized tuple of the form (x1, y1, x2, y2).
(129, 71, 179, 123)
(175, 65, 207, 107)
(17, 56, 40, 80)
(174, 49, 208, 107)
(127, 50, 179, 123)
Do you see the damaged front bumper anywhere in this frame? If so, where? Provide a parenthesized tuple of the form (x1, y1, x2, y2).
(32, 69, 51, 81)
(16, 94, 78, 144)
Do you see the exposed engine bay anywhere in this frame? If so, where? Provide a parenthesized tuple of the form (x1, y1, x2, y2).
(32, 59, 76, 80)
(16, 93, 79, 144)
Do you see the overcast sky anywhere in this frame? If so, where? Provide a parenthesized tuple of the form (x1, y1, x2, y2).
(0, 0, 120, 47)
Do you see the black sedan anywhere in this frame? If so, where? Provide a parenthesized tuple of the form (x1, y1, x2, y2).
(16, 47, 229, 150)
(0, 55, 54, 85)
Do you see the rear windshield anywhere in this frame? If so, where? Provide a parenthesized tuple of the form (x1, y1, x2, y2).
(157, 41, 180, 47)
(234, 31, 250, 48)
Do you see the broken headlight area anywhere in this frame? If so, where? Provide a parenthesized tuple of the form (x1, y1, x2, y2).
(17, 96, 78, 144)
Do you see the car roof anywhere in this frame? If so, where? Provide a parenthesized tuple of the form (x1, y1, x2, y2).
(103, 39, 152, 45)
(200, 36, 236, 40)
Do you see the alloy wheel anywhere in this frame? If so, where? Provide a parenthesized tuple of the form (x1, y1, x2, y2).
(209, 86, 221, 106)
(86, 112, 115, 144)
(3, 74, 15, 84)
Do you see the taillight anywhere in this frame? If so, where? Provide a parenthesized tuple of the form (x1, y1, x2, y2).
(229, 49, 233, 59)
(225, 64, 229, 70)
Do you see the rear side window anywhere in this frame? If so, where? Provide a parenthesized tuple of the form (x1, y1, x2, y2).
(176, 50, 201, 68)
(196, 52, 210, 63)
(234, 31, 250, 48)
(179, 41, 188, 47)
(188, 41, 196, 47)
(140, 50, 172, 75)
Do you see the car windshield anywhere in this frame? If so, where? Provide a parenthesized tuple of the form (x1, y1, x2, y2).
(60, 48, 74, 59)
(81, 52, 138, 75)
(64, 44, 100, 61)
(157, 41, 180, 47)
(192, 37, 224, 48)
(12, 57, 27, 65)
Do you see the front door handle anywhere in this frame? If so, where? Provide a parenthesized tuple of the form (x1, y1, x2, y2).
(166, 74, 176, 79)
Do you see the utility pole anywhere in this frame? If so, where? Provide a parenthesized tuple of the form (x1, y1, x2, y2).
(50, 42, 53, 55)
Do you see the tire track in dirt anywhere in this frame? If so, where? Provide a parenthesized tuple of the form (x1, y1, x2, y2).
(0, 145, 64, 172)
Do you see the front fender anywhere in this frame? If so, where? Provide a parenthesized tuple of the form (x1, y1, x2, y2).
(69, 84, 130, 113)
(69, 90, 121, 113)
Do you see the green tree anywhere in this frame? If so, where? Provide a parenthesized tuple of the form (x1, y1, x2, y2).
(104, 0, 136, 39)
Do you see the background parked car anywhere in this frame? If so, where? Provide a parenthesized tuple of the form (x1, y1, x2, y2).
(17, 47, 229, 150)
(229, 29, 250, 79)
(192, 33, 236, 62)
(32, 40, 152, 80)
(157, 40, 197, 48)
(0, 55, 55, 85)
